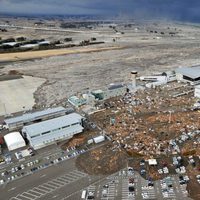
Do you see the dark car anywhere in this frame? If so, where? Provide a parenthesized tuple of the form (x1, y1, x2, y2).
(129, 186, 135, 192)
(103, 184, 109, 188)
(148, 182, 154, 187)
(31, 167, 38, 172)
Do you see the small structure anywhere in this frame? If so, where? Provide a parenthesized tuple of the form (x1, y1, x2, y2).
(4, 107, 71, 131)
(92, 84, 127, 101)
(82, 94, 95, 105)
(194, 85, 200, 98)
(139, 75, 168, 88)
(20, 44, 39, 49)
(15, 149, 32, 159)
(68, 96, 87, 108)
(162, 71, 176, 82)
(91, 90, 104, 100)
(104, 83, 127, 99)
(148, 159, 157, 166)
(93, 135, 105, 144)
(175, 66, 200, 85)
(1, 42, 18, 47)
(140, 75, 167, 82)
(4, 132, 26, 151)
(38, 41, 50, 45)
(22, 113, 84, 150)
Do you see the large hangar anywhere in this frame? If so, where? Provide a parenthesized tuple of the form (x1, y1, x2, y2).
(22, 113, 84, 150)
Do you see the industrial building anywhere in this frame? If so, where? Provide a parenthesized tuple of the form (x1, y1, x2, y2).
(91, 83, 127, 101)
(4, 132, 26, 151)
(4, 107, 73, 131)
(175, 66, 200, 85)
(22, 113, 84, 150)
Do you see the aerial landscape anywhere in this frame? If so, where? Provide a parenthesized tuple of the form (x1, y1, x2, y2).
(0, 1, 200, 200)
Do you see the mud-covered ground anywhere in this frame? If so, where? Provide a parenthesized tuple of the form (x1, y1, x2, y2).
(1, 20, 200, 108)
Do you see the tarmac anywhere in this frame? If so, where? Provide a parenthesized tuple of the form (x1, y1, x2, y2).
(0, 76, 45, 116)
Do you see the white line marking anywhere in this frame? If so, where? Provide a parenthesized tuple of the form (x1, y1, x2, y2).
(8, 187, 16, 191)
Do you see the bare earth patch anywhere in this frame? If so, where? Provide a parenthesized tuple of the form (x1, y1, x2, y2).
(76, 143, 127, 175)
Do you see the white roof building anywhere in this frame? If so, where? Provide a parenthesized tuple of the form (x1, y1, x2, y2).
(22, 113, 84, 150)
(4, 132, 26, 151)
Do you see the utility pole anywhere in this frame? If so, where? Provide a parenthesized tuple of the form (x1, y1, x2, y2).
(168, 110, 172, 124)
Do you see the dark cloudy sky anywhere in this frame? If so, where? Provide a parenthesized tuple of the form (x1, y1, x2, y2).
(0, 0, 200, 22)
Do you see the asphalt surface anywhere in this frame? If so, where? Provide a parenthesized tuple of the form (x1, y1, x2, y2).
(70, 169, 192, 200)
(0, 157, 193, 200)
(0, 157, 107, 200)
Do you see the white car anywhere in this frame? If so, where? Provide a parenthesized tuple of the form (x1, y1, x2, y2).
(163, 192, 169, 198)
(196, 175, 200, 179)
(11, 168, 15, 173)
(142, 193, 149, 199)
(184, 176, 189, 182)
(0, 179, 4, 185)
(21, 164, 25, 170)
(128, 192, 135, 196)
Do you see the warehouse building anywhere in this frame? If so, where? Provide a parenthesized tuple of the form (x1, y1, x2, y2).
(4, 107, 74, 131)
(175, 66, 200, 85)
(4, 132, 26, 151)
(22, 113, 84, 150)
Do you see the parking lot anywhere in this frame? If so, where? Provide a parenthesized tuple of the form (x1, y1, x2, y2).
(76, 168, 192, 200)
(10, 169, 87, 200)
(0, 156, 107, 200)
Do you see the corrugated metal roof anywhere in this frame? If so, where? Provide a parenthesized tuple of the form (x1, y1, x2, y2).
(5, 107, 67, 125)
(175, 66, 200, 79)
(23, 113, 83, 137)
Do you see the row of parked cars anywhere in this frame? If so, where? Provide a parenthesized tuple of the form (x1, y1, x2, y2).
(0, 159, 41, 184)
(127, 167, 135, 197)
(0, 148, 86, 185)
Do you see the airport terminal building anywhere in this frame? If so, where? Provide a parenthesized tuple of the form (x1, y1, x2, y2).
(22, 113, 84, 150)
